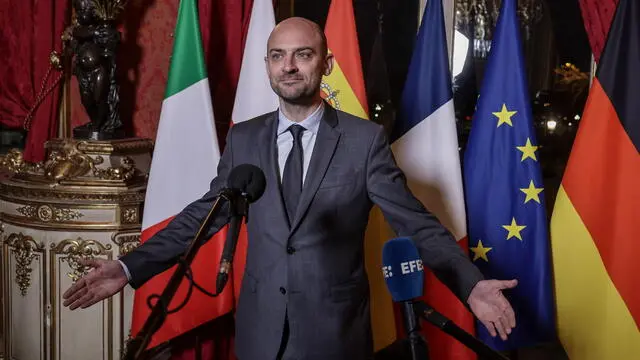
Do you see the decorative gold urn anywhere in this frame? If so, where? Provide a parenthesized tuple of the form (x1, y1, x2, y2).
(0, 137, 152, 360)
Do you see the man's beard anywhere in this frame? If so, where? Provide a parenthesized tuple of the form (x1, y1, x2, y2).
(271, 79, 319, 105)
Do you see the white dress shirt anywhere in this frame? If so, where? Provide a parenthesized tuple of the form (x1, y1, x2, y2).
(275, 102, 324, 185)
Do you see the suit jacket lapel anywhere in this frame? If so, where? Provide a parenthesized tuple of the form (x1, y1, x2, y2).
(258, 112, 290, 230)
(290, 105, 341, 233)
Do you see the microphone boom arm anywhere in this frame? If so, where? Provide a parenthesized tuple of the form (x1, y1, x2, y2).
(122, 190, 232, 360)
(413, 301, 510, 360)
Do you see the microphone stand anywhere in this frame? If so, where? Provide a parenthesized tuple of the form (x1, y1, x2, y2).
(215, 191, 249, 294)
(122, 190, 234, 360)
(402, 301, 430, 360)
(413, 301, 510, 360)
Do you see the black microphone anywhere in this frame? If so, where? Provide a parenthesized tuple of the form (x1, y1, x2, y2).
(215, 164, 266, 294)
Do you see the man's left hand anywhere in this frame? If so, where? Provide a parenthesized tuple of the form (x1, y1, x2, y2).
(467, 279, 517, 340)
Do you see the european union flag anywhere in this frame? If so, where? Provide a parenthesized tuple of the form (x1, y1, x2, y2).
(462, 0, 556, 351)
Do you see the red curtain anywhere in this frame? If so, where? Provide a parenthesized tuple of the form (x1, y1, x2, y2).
(578, 0, 620, 62)
(72, 0, 253, 149)
(0, 0, 68, 162)
(200, 0, 254, 148)
(2, 0, 253, 357)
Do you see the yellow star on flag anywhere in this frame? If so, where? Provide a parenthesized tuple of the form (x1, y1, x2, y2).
(502, 217, 526, 241)
(520, 180, 544, 204)
(493, 104, 517, 127)
(470, 240, 492, 262)
(516, 138, 538, 161)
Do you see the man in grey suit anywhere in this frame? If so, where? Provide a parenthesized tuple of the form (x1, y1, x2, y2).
(63, 17, 517, 360)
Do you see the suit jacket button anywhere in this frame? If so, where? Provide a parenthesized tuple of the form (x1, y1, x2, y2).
(280, 287, 286, 295)
(287, 246, 295, 254)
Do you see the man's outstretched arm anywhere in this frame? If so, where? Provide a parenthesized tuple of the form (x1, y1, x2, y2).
(365, 124, 517, 340)
(63, 128, 236, 310)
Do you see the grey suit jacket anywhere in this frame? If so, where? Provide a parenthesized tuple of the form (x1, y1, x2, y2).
(120, 105, 484, 360)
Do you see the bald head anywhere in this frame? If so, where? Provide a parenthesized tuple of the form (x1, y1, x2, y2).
(264, 17, 333, 107)
(268, 17, 328, 58)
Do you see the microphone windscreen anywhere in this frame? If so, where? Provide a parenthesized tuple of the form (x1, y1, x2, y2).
(227, 164, 266, 202)
(382, 237, 424, 302)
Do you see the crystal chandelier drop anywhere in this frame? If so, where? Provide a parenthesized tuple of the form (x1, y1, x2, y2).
(455, 0, 544, 58)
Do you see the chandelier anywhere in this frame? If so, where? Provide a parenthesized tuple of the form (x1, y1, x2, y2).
(455, 0, 544, 58)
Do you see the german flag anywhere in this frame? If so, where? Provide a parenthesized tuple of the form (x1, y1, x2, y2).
(550, 0, 640, 358)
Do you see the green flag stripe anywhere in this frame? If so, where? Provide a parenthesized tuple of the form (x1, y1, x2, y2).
(165, 0, 207, 98)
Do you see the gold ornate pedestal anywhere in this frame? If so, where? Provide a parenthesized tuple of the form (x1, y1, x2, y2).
(0, 138, 152, 360)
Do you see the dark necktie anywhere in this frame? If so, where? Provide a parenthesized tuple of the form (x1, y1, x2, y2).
(282, 124, 305, 224)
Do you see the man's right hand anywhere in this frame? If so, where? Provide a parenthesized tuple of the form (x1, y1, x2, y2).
(62, 258, 128, 310)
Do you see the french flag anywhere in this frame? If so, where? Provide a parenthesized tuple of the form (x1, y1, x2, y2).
(390, 1, 476, 359)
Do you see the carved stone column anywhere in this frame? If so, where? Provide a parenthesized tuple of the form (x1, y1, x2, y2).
(0, 137, 152, 360)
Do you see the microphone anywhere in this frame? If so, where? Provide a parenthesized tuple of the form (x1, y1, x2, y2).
(382, 237, 428, 360)
(382, 238, 510, 360)
(124, 164, 266, 360)
(215, 164, 266, 294)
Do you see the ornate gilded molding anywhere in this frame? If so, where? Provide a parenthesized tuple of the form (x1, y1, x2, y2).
(15, 204, 84, 223)
(1, 141, 147, 184)
(91, 156, 136, 181)
(0, 149, 44, 175)
(119, 206, 138, 224)
(45, 143, 138, 183)
(44, 143, 96, 181)
(4, 233, 45, 296)
(111, 232, 140, 256)
(0, 183, 146, 203)
(50, 239, 112, 282)
(46, 138, 154, 155)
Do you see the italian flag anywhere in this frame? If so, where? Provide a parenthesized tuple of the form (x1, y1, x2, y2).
(130, 0, 234, 349)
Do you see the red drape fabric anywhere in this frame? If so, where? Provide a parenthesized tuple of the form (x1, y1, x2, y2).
(0, 0, 68, 161)
(200, 0, 254, 147)
(2, 0, 253, 357)
(578, 0, 619, 62)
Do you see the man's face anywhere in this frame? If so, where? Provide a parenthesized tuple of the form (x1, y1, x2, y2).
(265, 23, 332, 104)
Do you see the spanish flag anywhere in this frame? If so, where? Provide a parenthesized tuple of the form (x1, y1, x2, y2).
(550, 0, 640, 358)
(322, 0, 398, 352)
(322, 0, 368, 119)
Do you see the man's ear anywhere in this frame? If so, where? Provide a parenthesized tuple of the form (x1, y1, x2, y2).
(324, 54, 334, 76)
